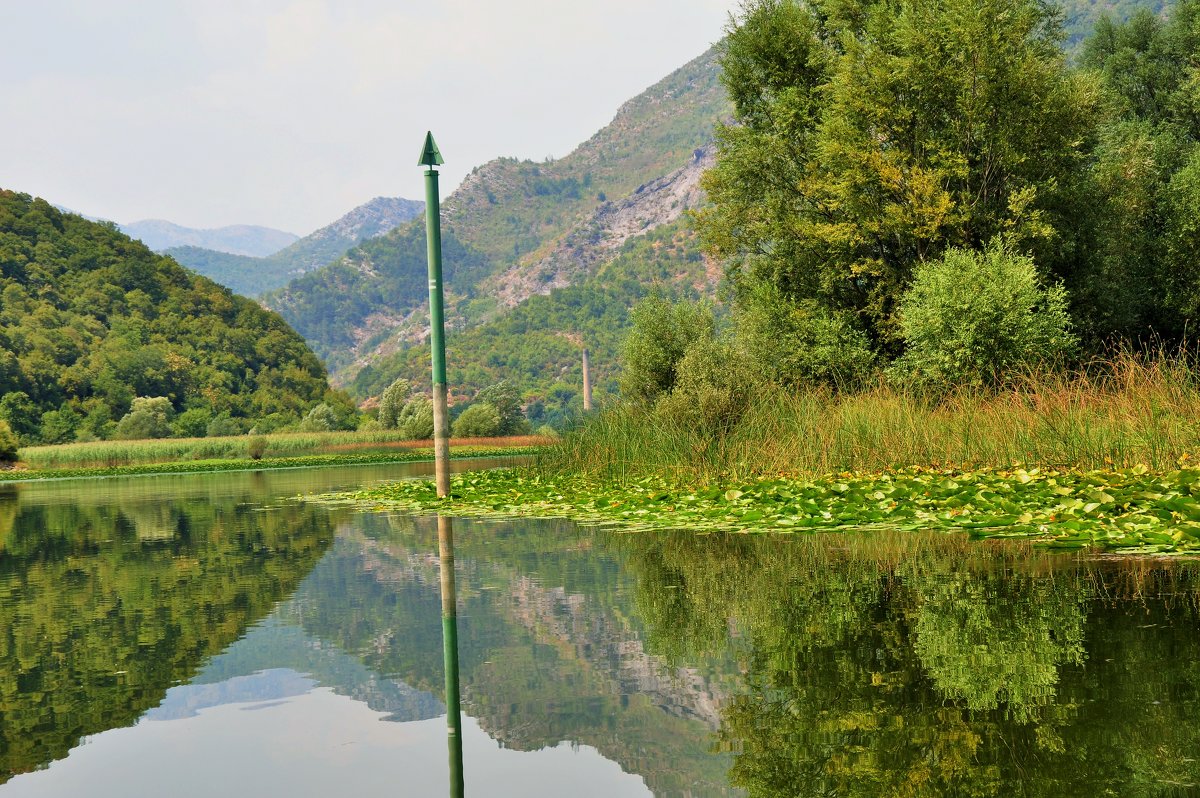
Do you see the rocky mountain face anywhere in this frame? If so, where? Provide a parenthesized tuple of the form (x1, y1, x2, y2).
(167, 195, 424, 297)
(263, 48, 730, 399)
(121, 219, 298, 257)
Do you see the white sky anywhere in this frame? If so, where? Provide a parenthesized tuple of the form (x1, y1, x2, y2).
(1, 1, 736, 234)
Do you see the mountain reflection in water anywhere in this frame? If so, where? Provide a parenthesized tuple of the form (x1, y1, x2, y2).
(0, 465, 1197, 796)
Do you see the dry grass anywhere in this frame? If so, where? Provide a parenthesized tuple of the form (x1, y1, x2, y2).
(549, 350, 1200, 484)
(19, 431, 553, 469)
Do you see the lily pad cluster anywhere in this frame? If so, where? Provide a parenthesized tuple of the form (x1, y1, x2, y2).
(341, 466, 1200, 555)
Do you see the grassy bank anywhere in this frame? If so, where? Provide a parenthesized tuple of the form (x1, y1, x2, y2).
(17, 432, 551, 470)
(546, 352, 1200, 484)
(0, 446, 540, 482)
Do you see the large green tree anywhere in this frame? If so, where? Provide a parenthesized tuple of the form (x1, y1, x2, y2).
(699, 0, 1100, 348)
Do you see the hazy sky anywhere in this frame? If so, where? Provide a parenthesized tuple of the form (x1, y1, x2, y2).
(2, 1, 737, 234)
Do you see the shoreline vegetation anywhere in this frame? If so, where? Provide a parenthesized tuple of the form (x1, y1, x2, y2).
(331, 353, 1200, 556)
(1, 433, 547, 482)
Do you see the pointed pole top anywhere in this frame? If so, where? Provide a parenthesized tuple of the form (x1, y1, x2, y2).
(418, 131, 445, 168)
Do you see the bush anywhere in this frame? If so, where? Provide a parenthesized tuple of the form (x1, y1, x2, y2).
(247, 436, 267, 460)
(656, 337, 758, 434)
(377, 379, 412, 429)
(890, 243, 1076, 388)
(39, 406, 82, 445)
(206, 412, 246, 437)
(620, 296, 716, 406)
(0, 420, 18, 463)
(735, 280, 875, 388)
(115, 397, 174, 440)
(476, 380, 530, 435)
(172, 407, 212, 438)
(452, 402, 502, 438)
(297, 403, 338, 433)
(398, 396, 434, 440)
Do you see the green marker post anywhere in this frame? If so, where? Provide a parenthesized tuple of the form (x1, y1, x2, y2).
(419, 131, 451, 498)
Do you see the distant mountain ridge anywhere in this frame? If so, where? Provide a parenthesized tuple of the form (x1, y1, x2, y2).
(166, 196, 424, 297)
(263, 48, 730, 389)
(121, 219, 298, 257)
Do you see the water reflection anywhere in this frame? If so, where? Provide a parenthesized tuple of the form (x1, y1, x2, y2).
(1, 467, 1199, 797)
(438, 515, 466, 797)
(613, 531, 1200, 796)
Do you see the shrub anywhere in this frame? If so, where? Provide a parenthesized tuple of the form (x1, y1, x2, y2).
(172, 407, 212, 438)
(247, 436, 267, 460)
(735, 280, 875, 388)
(452, 402, 502, 438)
(656, 337, 758, 434)
(115, 397, 174, 440)
(377, 379, 412, 429)
(619, 296, 716, 406)
(39, 406, 82, 445)
(0, 420, 18, 463)
(206, 412, 246, 437)
(891, 242, 1076, 388)
(398, 396, 435, 440)
(476, 380, 530, 435)
(297, 403, 338, 433)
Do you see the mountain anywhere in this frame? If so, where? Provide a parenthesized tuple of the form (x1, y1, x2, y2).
(167, 196, 424, 297)
(0, 190, 331, 444)
(120, 219, 298, 257)
(1059, 0, 1171, 49)
(264, 48, 729, 396)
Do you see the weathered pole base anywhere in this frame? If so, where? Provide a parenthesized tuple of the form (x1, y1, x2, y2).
(433, 381, 451, 498)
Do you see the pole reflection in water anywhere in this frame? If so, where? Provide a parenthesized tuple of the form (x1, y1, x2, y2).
(437, 514, 465, 797)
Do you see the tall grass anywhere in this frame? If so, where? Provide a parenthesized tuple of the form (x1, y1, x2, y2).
(546, 350, 1200, 484)
(19, 431, 549, 469)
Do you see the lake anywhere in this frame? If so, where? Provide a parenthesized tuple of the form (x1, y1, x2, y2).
(0, 464, 1198, 796)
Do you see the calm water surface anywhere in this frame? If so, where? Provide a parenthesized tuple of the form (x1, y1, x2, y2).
(1, 463, 1198, 796)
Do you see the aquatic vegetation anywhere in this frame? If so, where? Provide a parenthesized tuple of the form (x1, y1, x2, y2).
(344, 466, 1200, 554)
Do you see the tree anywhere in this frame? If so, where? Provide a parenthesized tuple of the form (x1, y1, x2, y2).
(377, 379, 412, 430)
(699, 0, 1099, 347)
(475, 380, 529, 435)
(297, 403, 337, 433)
(452, 402, 502, 438)
(0, 419, 18, 463)
(619, 297, 715, 406)
(114, 396, 174, 440)
(890, 243, 1076, 387)
(397, 396, 434, 440)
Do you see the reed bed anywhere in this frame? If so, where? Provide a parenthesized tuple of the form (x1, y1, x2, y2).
(547, 351, 1200, 485)
(19, 432, 551, 469)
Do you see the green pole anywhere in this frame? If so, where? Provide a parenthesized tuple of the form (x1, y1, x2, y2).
(419, 131, 451, 498)
(438, 514, 465, 798)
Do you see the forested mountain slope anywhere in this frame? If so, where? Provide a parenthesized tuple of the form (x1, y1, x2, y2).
(0, 190, 330, 444)
(167, 196, 424, 297)
(264, 49, 729, 385)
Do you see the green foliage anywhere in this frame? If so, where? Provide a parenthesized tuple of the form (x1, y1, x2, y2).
(451, 402, 502, 438)
(891, 243, 1077, 387)
(348, 221, 711, 428)
(297, 402, 338, 433)
(172, 407, 211, 438)
(377, 379, 411, 429)
(475, 380, 529, 435)
(38, 406, 81, 445)
(349, 464, 1200, 554)
(700, 0, 1099, 347)
(620, 297, 716, 407)
(114, 396, 174, 440)
(734, 279, 875, 388)
(397, 396, 434, 441)
(0, 191, 329, 443)
(656, 337, 757, 435)
(0, 420, 17, 462)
